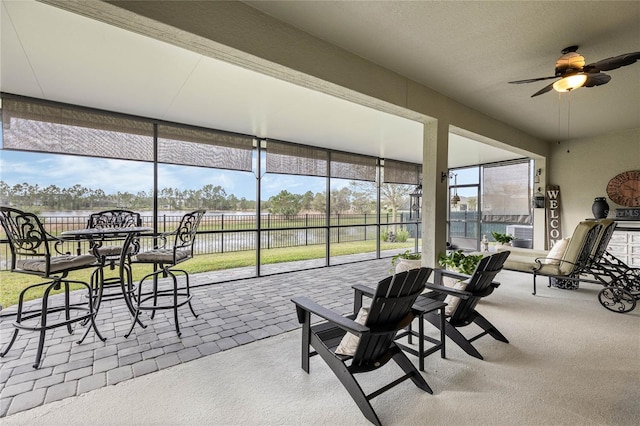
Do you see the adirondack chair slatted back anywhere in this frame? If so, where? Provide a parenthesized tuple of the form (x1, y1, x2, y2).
(352, 267, 430, 366)
(87, 209, 142, 229)
(449, 251, 509, 325)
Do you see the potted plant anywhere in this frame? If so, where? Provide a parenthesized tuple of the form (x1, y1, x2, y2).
(438, 250, 483, 275)
(491, 231, 514, 247)
(390, 250, 422, 273)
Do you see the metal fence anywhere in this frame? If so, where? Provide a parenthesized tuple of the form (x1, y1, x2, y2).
(449, 210, 530, 239)
(0, 212, 419, 269)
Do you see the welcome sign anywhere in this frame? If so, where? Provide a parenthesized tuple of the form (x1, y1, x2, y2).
(546, 185, 562, 249)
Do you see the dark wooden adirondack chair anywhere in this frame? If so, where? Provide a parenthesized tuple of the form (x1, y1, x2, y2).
(291, 267, 433, 426)
(420, 251, 510, 360)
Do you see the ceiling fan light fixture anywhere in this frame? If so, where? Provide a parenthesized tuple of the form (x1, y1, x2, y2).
(553, 73, 588, 92)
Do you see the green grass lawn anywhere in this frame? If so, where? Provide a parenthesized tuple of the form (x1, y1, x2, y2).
(0, 240, 417, 308)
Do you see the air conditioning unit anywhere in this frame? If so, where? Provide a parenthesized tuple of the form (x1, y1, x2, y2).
(506, 225, 533, 248)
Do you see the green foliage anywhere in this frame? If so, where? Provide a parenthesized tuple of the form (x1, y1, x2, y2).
(438, 249, 483, 275)
(381, 229, 390, 242)
(267, 190, 302, 217)
(491, 232, 514, 244)
(395, 229, 410, 242)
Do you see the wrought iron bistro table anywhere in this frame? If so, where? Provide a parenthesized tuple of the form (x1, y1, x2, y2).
(60, 226, 153, 318)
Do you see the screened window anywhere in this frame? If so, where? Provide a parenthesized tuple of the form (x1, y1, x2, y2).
(482, 161, 531, 224)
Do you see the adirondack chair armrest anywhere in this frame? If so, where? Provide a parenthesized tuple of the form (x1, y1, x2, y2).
(352, 283, 375, 296)
(291, 296, 369, 335)
(423, 283, 472, 299)
(351, 284, 375, 313)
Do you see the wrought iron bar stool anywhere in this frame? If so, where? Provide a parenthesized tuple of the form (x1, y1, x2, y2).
(86, 209, 142, 310)
(0, 207, 105, 368)
(125, 210, 205, 337)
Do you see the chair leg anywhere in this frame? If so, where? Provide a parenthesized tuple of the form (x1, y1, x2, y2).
(125, 309, 142, 339)
(1, 287, 27, 357)
(169, 271, 181, 337)
(184, 272, 198, 318)
(298, 310, 311, 373)
(77, 280, 106, 344)
(473, 313, 509, 343)
(310, 334, 382, 426)
(424, 313, 484, 360)
(34, 283, 56, 369)
(171, 268, 198, 318)
(391, 345, 432, 394)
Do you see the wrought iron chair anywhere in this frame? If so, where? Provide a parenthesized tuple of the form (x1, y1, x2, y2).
(86, 209, 142, 308)
(418, 251, 510, 360)
(291, 267, 433, 426)
(125, 210, 205, 337)
(0, 206, 105, 368)
(532, 221, 602, 293)
(572, 219, 639, 313)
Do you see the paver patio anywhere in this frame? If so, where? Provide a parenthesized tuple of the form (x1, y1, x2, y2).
(0, 255, 392, 417)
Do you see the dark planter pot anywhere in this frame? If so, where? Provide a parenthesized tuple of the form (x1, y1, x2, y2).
(592, 197, 609, 219)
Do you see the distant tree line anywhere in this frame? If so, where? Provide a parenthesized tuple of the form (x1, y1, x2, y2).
(0, 180, 414, 217)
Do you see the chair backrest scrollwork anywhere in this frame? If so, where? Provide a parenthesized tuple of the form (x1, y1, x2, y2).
(87, 209, 142, 229)
(0, 206, 50, 263)
(173, 210, 205, 252)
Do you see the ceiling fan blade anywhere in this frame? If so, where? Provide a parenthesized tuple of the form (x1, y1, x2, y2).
(583, 51, 640, 72)
(508, 76, 557, 84)
(530, 82, 556, 97)
(583, 72, 611, 87)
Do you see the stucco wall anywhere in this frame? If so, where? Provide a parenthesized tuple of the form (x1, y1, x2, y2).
(548, 127, 640, 235)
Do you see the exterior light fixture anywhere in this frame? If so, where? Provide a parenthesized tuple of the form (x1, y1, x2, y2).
(449, 173, 460, 206)
(534, 168, 542, 184)
(409, 184, 422, 220)
(552, 73, 587, 92)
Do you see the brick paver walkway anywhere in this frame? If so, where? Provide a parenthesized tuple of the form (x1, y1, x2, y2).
(0, 256, 392, 417)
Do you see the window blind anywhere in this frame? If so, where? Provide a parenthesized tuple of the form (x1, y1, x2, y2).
(265, 140, 328, 177)
(157, 124, 253, 171)
(383, 159, 421, 184)
(2, 96, 154, 161)
(330, 151, 377, 182)
(482, 160, 531, 223)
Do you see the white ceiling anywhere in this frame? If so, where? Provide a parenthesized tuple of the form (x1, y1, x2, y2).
(2, 1, 638, 169)
(245, 1, 640, 141)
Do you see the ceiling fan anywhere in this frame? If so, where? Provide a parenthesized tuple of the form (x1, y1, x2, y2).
(509, 46, 640, 97)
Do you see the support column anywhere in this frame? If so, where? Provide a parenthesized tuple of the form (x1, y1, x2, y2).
(422, 120, 449, 268)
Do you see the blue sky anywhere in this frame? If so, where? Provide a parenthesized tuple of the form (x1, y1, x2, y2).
(0, 150, 334, 200)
